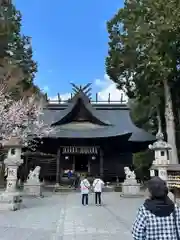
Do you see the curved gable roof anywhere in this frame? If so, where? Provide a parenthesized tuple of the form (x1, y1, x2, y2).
(51, 91, 111, 126)
(42, 101, 155, 141)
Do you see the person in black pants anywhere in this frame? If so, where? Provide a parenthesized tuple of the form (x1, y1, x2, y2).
(82, 193, 88, 205)
(74, 172, 80, 189)
(80, 176, 90, 206)
(93, 176, 104, 206)
(95, 192, 101, 205)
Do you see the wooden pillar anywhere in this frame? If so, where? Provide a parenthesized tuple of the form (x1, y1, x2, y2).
(100, 149, 104, 177)
(72, 155, 75, 172)
(56, 148, 61, 185)
(88, 156, 91, 174)
(25, 154, 28, 174)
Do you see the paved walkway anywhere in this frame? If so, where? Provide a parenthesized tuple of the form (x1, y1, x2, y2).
(0, 192, 144, 240)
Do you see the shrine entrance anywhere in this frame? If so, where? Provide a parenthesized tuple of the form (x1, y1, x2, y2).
(75, 155, 88, 172)
(61, 146, 99, 175)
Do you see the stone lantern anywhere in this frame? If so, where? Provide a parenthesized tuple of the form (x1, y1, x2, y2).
(0, 136, 23, 211)
(149, 132, 171, 181)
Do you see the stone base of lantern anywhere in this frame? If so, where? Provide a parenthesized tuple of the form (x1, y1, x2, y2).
(0, 191, 22, 211)
(120, 181, 143, 198)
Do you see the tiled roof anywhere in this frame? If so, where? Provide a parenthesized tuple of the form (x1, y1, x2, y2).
(41, 91, 155, 142)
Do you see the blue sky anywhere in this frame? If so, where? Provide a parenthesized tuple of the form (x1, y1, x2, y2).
(14, 0, 124, 101)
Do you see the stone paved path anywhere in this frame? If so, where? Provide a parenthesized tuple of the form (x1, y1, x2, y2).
(0, 192, 144, 240)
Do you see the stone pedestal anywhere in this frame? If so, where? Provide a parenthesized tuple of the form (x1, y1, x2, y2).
(23, 166, 42, 197)
(0, 138, 23, 211)
(121, 180, 142, 197)
(24, 182, 42, 197)
(0, 191, 22, 211)
(121, 167, 142, 197)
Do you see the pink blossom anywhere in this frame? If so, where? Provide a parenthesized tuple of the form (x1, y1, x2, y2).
(0, 85, 53, 147)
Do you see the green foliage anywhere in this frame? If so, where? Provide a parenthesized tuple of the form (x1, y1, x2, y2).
(133, 150, 153, 169)
(129, 99, 157, 134)
(106, 0, 180, 167)
(0, 3, 38, 97)
(8, 4, 38, 87)
(133, 150, 154, 179)
(106, 0, 180, 159)
(0, 3, 13, 55)
(106, 0, 180, 118)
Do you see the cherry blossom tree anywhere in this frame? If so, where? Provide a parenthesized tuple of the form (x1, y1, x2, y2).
(0, 84, 52, 148)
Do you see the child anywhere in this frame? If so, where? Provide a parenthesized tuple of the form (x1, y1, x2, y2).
(80, 175, 90, 206)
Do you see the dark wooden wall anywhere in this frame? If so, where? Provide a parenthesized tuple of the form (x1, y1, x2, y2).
(23, 150, 133, 183)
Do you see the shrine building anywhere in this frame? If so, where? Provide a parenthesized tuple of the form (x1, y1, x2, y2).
(25, 84, 155, 183)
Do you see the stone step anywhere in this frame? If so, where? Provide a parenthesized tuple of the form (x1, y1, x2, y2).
(54, 187, 80, 193)
(103, 187, 115, 192)
(43, 185, 115, 193)
(120, 193, 145, 198)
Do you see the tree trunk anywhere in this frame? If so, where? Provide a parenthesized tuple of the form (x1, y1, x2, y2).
(156, 107, 162, 133)
(164, 79, 178, 164)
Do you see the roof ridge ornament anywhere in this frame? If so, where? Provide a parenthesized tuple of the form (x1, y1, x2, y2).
(70, 83, 92, 99)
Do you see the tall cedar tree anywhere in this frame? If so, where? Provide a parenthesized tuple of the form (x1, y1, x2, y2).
(0, 2, 40, 98)
(106, 0, 180, 163)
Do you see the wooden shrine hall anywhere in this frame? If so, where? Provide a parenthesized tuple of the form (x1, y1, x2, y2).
(30, 83, 155, 183)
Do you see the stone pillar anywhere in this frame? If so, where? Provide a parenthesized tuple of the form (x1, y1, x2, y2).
(100, 149, 104, 178)
(0, 137, 23, 211)
(55, 148, 61, 186)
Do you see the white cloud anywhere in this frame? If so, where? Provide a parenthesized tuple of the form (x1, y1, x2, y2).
(94, 74, 128, 103)
(49, 93, 71, 103)
(42, 85, 71, 103)
(48, 74, 128, 104)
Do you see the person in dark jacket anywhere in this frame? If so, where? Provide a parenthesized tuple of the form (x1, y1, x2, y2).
(74, 172, 80, 189)
(132, 176, 180, 240)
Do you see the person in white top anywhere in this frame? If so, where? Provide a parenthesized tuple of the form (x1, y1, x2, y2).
(92, 175, 104, 206)
(80, 175, 90, 206)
